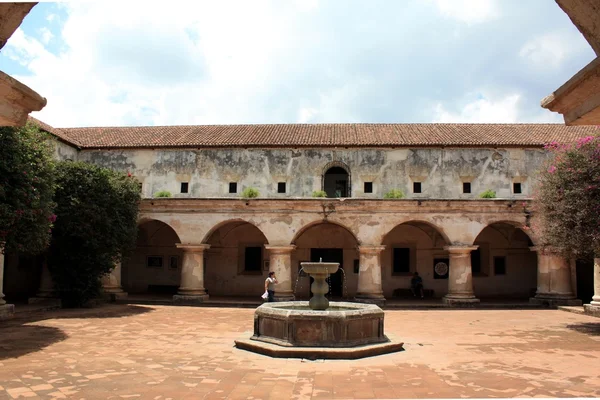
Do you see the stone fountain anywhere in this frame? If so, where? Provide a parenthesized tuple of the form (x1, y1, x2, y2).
(235, 261, 404, 359)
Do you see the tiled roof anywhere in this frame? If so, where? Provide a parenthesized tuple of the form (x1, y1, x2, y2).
(27, 116, 83, 148)
(29, 118, 599, 149)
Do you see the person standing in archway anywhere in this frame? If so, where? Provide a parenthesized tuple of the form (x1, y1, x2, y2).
(265, 272, 278, 302)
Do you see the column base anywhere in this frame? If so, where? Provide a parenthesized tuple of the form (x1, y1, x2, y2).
(442, 295, 480, 307)
(0, 303, 15, 319)
(529, 295, 582, 307)
(354, 296, 386, 307)
(583, 302, 600, 317)
(173, 294, 209, 304)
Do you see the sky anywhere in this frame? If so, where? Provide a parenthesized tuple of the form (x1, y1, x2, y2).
(0, 0, 596, 128)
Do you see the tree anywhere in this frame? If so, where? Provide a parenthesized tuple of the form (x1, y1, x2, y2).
(0, 123, 56, 254)
(533, 134, 600, 259)
(48, 161, 140, 306)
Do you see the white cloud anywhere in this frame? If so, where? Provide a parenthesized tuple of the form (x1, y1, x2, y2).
(433, 92, 562, 123)
(519, 30, 588, 69)
(38, 27, 54, 44)
(433, 0, 499, 24)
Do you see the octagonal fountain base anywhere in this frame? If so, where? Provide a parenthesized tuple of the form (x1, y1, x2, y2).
(234, 301, 404, 359)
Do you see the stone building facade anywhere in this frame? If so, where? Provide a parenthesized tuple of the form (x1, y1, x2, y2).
(1, 120, 598, 317)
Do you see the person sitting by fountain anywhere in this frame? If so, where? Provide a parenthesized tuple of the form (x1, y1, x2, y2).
(410, 272, 424, 299)
(265, 272, 278, 302)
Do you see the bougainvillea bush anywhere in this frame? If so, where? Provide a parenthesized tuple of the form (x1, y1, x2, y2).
(0, 123, 56, 254)
(48, 161, 141, 307)
(534, 133, 600, 258)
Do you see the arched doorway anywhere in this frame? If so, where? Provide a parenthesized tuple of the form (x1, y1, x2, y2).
(381, 221, 450, 298)
(122, 220, 182, 295)
(203, 220, 269, 297)
(292, 221, 359, 299)
(472, 223, 537, 300)
(323, 163, 350, 198)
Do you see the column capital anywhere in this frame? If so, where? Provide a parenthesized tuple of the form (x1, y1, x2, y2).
(444, 245, 478, 254)
(176, 244, 211, 252)
(358, 245, 386, 254)
(264, 245, 296, 254)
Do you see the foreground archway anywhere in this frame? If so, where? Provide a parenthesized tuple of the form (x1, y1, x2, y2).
(204, 220, 269, 297)
(122, 220, 182, 295)
(472, 222, 537, 300)
(381, 221, 450, 299)
(292, 221, 359, 298)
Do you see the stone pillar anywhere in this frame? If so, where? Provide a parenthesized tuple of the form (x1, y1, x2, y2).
(0, 250, 15, 318)
(102, 261, 127, 301)
(264, 245, 296, 301)
(355, 245, 386, 306)
(529, 247, 581, 306)
(584, 257, 600, 316)
(173, 244, 210, 304)
(28, 260, 57, 304)
(442, 245, 480, 306)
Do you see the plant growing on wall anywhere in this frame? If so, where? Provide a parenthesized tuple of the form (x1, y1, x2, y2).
(0, 123, 56, 254)
(154, 190, 172, 198)
(241, 187, 260, 198)
(479, 189, 496, 199)
(534, 134, 600, 259)
(384, 189, 405, 199)
(312, 190, 327, 198)
(48, 161, 141, 307)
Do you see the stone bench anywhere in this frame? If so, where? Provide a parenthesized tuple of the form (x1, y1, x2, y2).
(392, 288, 435, 299)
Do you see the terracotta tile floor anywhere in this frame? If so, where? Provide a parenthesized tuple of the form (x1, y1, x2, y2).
(1, 304, 599, 399)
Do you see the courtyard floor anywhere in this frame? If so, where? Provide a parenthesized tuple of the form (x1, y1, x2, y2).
(0, 305, 599, 399)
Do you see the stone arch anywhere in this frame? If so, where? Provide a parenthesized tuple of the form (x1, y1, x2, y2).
(137, 216, 183, 243)
(201, 218, 270, 245)
(290, 220, 360, 246)
(322, 161, 351, 198)
(471, 219, 536, 246)
(380, 219, 451, 246)
(123, 218, 183, 294)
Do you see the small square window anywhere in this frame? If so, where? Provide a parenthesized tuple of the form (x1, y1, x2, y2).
(413, 182, 422, 193)
(494, 256, 506, 275)
(364, 182, 373, 193)
(463, 182, 471, 194)
(229, 182, 237, 193)
(138, 182, 143, 191)
(180, 182, 189, 193)
(277, 182, 286, 193)
(513, 182, 522, 194)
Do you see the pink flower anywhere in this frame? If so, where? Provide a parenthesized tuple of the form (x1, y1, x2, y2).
(48, 214, 57, 223)
(548, 165, 557, 174)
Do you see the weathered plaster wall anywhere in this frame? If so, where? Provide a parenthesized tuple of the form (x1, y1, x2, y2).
(78, 147, 546, 199)
(52, 139, 79, 161)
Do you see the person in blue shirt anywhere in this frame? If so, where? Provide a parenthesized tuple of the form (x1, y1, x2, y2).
(411, 272, 424, 298)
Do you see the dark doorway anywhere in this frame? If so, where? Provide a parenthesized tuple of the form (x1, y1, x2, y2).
(576, 259, 594, 304)
(324, 167, 349, 198)
(310, 248, 344, 297)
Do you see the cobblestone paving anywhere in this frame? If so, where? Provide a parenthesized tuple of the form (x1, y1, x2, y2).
(1, 305, 599, 399)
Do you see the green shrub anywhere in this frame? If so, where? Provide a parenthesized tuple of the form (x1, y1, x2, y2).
(154, 190, 172, 198)
(312, 190, 327, 198)
(384, 189, 405, 199)
(241, 187, 260, 198)
(48, 161, 141, 307)
(479, 189, 496, 199)
(0, 123, 56, 254)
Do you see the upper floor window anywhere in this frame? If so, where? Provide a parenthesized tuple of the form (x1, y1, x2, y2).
(180, 182, 189, 193)
(229, 182, 237, 193)
(364, 182, 373, 193)
(277, 182, 286, 193)
(513, 182, 522, 194)
(413, 182, 422, 193)
(463, 182, 471, 194)
(324, 166, 349, 197)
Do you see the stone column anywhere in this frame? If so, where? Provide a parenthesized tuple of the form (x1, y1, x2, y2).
(529, 247, 581, 306)
(173, 244, 210, 304)
(28, 260, 57, 304)
(264, 245, 296, 301)
(0, 249, 15, 318)
(584, 257, 600, 316)
(442, 245, 480, 306)
(102, 261, 127, 301)
(355, 245, 386, 306)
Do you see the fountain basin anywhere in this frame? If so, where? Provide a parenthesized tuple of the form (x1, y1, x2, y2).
(251, 301, 387, 348)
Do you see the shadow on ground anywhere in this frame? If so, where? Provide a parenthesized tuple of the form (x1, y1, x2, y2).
(0, 305, 153, 360)
(0, 325, 68, 360)
(566, 322, 600, 336)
